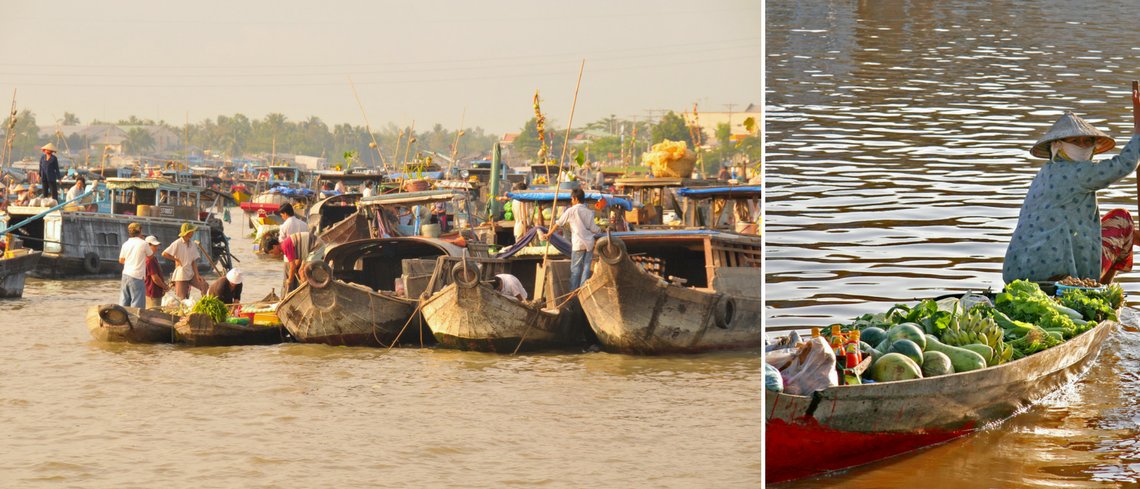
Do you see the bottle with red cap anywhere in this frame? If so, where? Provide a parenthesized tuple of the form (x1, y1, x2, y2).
(843, 330, 863, 385)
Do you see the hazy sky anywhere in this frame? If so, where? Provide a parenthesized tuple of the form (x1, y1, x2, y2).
(1, 0, 760, 135)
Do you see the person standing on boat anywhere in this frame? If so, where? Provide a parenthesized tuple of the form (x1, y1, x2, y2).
(281, 231, 314, 294)
(1003, 83, 1140, 285)
(361, 180, 375, 198)
(276, 203, 306, 238)
(162, 223, 207, 300)
(118, 222, 152, 308)
(38, 143, 61, 201)
(143, 235, 169, 309)
(542, 188, 601, 289)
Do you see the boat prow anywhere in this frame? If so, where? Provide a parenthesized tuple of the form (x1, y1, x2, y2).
(86, 304, 176, 344)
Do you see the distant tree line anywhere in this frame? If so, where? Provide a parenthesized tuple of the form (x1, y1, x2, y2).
(2, 109, 759, 172)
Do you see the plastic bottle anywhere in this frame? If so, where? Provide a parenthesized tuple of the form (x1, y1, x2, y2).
(829, 325, 846, 384)
(843, 330, 863, 386)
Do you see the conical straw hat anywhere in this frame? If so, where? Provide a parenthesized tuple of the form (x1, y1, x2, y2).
(1030, 112, 1115, 159)
(41, 142, 58, 152)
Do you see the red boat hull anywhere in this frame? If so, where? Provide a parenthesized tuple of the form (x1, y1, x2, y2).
(765, 416, 969, 484)
(240, 201, 282, 213)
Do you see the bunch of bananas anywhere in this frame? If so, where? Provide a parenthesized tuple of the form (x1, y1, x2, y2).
(941, 308, 1014, 366)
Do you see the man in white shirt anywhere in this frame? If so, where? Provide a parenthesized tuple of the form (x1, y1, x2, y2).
(118, 222, 152, 308)
(162, 222, 206, 300)
(491, 274, 528, 301)
(276, 203, 307, 245)
(361, 181, 375, 198)
(65, 176, 86, 203)
(542, 188, 601, 289)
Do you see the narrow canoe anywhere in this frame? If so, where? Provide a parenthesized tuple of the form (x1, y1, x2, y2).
(764, 315, 1117, 484)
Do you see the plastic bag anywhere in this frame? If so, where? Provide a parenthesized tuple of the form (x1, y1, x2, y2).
(764, 363, 784, 393)
(779, 337, 839, 396)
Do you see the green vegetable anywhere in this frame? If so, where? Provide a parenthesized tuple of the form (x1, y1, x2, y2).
(859, 326, 888, 347)
(869, 353, 923, 382)
(886, 323, 927, 351)
(924, 334, 987, 373)
(1058, 288, 1117, 323)
(887, 339, 924, 366)
(959, 343, 995, 366)
(921, 351, 954, 377)
(192, 295, 228, 323)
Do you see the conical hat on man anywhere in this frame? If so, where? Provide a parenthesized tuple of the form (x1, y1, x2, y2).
(1030, 112, 1115, 158)
(41, 143, 58, 153)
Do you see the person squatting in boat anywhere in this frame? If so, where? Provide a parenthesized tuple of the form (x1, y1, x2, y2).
(1003, 82, 1140, 285)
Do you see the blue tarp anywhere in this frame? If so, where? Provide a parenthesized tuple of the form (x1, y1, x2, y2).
(675, 185, 762, 198)
(388, 171, 444, 180)
(505, 191, 633, 211)
(270, 186, 315, 199)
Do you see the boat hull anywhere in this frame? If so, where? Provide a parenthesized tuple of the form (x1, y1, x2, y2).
(174, 313, 286, 346)
(0, 250, 41, 298)
(764, 319, 1117, 484)
(85, 304, 176, 343)
(276, 280, 428, 347)
(421, 282, 585, 353)
(578, 242, 761, 354)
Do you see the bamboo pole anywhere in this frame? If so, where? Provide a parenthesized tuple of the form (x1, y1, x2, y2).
(1, 89, 16, 171)
(446, 108, 466, 177)
(348, 76, 388, 170)
(402, 121, 416, 167)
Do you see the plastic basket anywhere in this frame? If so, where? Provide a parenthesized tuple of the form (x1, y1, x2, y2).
(1053, 282, 1105, 297)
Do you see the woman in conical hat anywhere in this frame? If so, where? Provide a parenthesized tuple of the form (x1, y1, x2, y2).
(1003, 82, 1140, 285)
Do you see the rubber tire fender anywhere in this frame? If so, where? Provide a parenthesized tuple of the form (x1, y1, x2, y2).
(98, 304, 130, 326)
(82, 252, 101, 274)
(596, 236, 627, 266)
(304, 260, 333, 289)
(713, 295, 736, 329)
(451, 261, 480, 288)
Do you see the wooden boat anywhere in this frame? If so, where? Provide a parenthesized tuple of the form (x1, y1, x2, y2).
(764, 311, 1118, 484)
(174, 313, 286, 347)
(420, 255, 591, 353)
(276, 237, 461, 347)
(0, 248, 41, 298)
(307, 193, 370, 245)
(5, 178, 232, 278)
(86, 304, 176, 343)
(578, 230, 762, 354)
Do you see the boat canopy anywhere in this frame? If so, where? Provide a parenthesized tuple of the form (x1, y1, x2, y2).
(104, 178, 203, 193)
(505, 191, 633, 211)
(359, 189, 467, 206)
(387, 171, 445, 180)
(675, 186, 763, 198)
(613, 177, 716, 188)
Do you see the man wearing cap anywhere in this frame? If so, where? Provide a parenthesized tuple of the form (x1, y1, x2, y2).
(1004, 82, 1140, 285)
(117, 222, 152, 308)
(39, 143, 62, 201)
(207, 268, 243, 305)
(143, 236, 169, 309)
(277, 202, 306, 239)
(162, 222, 207, 300)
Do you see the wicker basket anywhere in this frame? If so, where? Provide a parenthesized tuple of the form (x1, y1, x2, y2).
(403, 179, 430, 192)
(650, 153, 697, 178)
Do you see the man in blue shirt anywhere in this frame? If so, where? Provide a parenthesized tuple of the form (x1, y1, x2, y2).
(38, 143, 61, 201)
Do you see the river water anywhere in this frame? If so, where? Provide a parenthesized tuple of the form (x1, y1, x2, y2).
(0, 217, 760, 488)
(767, 1, 1140, 487)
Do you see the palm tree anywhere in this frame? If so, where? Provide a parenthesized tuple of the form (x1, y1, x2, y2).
(123, 127, 155, 155)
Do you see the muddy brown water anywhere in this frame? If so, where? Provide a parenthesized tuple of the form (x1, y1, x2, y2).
(768, 1, 1140, 487)
(0, 217, 760, 488)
